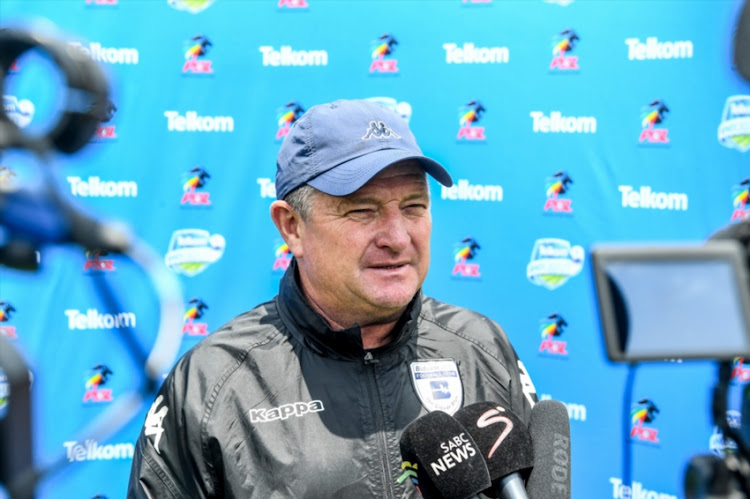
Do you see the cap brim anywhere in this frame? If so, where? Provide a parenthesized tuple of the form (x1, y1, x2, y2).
(307, 149, 453, 197)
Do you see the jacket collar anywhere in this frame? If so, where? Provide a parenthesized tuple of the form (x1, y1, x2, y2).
(275, 259, 422, 360)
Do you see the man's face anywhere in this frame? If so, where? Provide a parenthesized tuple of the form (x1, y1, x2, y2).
(296, 161, 432, 328)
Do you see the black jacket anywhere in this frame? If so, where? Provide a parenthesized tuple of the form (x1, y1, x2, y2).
(128, 262, 538, 498)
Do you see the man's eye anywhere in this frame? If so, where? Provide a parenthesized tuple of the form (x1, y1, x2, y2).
(348, 208, 375, 215)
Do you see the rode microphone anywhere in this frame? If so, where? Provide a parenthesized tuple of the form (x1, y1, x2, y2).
(453, 402, 534, 499)
(525, 400, 571, 499)
(399, 410, 491, 499)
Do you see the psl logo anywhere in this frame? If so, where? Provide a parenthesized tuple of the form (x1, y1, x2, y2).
(83, 365, 113, 403)
(526, 238, 585, 290)
(181, 166, 212, 205)
(183, 34, 213, 73)
(543, 171, 573, 213)
(731, 178, 750, 221)
(369, 33, 399, 73)
(718, 95, 750, 152)
(164, 229, 226, 277)
(168, 0, 217, 14)
(550, 29, 580, 70)
(276, 101, 305, 140)
(182, 298, 209, 336)
(457, 100, 486, 140)
(364, 97, 412, 123)
(84, 249, 115, 272)
(452, 237, 481, 277)
(0, 301, 17, 339)
(93, 100, 117, 140)
(732, 357, 750, 382)
(630, 399, 659, 443)
(273, 242, 292, 271)
(639, 99, 670, 143)
(278, 0, 308, 6)
(539, 313, 568, 355)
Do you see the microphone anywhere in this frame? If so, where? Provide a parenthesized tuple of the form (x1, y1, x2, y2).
(525, 400, 571, 499)
(453, 402, 534, 499)
(0, 184, 132, 270)
(399, 410, 491, 499)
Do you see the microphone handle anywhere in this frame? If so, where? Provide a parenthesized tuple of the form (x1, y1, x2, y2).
(497, 472, 529, 499)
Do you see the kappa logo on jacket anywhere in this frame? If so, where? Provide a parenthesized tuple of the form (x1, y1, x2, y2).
(248, 400, 324, 423)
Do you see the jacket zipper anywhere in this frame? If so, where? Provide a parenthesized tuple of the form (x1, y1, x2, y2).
(364, 351, 396, 498)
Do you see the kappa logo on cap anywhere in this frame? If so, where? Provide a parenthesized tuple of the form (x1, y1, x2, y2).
(410, 359, 463, 414)
(362, 120, 402, 140)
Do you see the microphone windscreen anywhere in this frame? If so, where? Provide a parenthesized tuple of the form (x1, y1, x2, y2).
(526, 400, 571, 499)
(400, 410, 491, 499)
(735, 0, 750, 82)
(453, 402, 534, 498)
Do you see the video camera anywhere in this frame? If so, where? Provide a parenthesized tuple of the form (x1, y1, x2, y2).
(590, 222, 750, 498)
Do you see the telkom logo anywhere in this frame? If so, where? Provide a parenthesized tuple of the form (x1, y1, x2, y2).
(65, 309, 136, 330)
(165, 111, 234, 132)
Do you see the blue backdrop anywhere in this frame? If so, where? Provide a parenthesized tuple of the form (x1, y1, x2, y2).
(1, 0, 750, 497)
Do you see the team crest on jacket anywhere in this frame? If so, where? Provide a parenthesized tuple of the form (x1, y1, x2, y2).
(409, 359, 463, 415)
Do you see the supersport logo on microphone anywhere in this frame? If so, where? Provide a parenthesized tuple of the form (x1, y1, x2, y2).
(454, 402, 535, 499)
(475, 405, 514, 458)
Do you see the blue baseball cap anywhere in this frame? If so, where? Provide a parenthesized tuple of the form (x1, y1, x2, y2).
(275, 99, 453, 200)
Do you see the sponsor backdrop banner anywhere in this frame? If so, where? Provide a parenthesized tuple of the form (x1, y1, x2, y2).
(0, 0, 749, 497)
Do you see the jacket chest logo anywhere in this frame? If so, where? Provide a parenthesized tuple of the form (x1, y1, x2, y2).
(409, 359, 463, 415)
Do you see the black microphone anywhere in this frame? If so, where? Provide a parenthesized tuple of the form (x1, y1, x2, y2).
(453, 402, 533, 499)
(399, 410, 491, 499)
(525, 400, 571, 499)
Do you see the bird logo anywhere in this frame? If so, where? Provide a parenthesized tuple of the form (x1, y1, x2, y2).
(454, 237, 481, 263)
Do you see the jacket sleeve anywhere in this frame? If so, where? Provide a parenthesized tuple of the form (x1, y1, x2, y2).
(512, 353, 539, 423)
(492, 321, 539, 425)
(127, 360, 215, 498)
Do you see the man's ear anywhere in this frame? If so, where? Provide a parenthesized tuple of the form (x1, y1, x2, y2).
(270, 200, 304, 257)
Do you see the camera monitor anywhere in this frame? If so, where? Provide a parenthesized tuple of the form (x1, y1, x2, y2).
(590, 240, 750, 362)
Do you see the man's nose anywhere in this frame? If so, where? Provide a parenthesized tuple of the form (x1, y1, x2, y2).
(374, 208, 410, 251)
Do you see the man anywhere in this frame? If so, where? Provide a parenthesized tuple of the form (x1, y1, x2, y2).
(128, 99, 537, 498)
